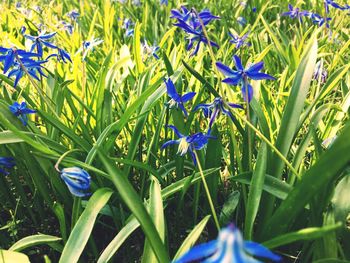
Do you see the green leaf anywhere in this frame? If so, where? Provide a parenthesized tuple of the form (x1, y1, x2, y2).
(0, 131, 24, 144)
(263, 223, 342, 249)
(219, 191, 240, 226)
(0, 250, 30, 263)
(173, 215, 211, 261)
(9, 234, 61, 252)
(59, 188, 113, 263)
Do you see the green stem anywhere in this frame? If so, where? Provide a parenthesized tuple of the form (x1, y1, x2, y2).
(194, 151, 220, 231)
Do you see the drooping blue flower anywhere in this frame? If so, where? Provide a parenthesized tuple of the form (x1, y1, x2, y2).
(9, 101, 36, 126)
(281, 4, 310, 22)
(0, 47, 40, 74)
(216, 56, 275, 102)
(229, 32, 250, 49)
(171, 7, 219, 56)
(25, 31, 57, 57)
(237, 16, 247, 26)
(77, 37, 103, 60)
(0, 157, 15, 175)
(160, 0, 168, 5)
(164, 78, 196, 117)
(7, 59, 47, 87)
(173, 225, 281, 263)
(161, 125, 214, 166)
(60, 21, 74, 35)
(47, 48, 72, 63)
(324, 0, 344, 13)
(142, 41, 160, 60)
(122, 18, 134, 37)
(313, 61, 328, 84)
(66, 9, 80, 21)
(309, 13, 331, 27)
(193, 97, 243, 133)
(60, 167, 91, 197)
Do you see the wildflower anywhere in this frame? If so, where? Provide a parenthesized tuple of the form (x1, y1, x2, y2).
(161, 125, 214, 166)
(193, 97, 243, 133)
(165, 78, 196, 117)
(237, 16, 247, 26)
(0, 47, 40, 74)
(309, 13, 331, 27)
(9, 102, 36, 126)
(25, 31, 57, 57)
(20, 26, 26, 35)
(229, 32, 250, 49)
(0, 157, 15, 175)
(324, 0, 344, 13)
(122, 18, 134, 37)
(281, 4, 309, 22)
(160, 0, 168, 5)
(142, 41, 160, 60)
(7, 59, 47, 87)
(60, 167, 91, 197)
(77, 37, 103, 60)
(173, 225, 281, 263)
(132, 0, 141, 6)
(47, 48, 72, 63)
(313, 61, 328, 83)
(60, 21, 74, 35)
(66, 9, 79, 21)
(252, 7, 257, 12)
(216, 56, 275, 102)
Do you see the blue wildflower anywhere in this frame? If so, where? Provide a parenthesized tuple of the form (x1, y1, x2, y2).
(252, 7, 257, 12)
(0, 47, 40, 74)
(237, 16, 247, 26)
(9, 101, 36, 126)
(20, 26, 26, 35)
(313, 61, 328, 84)
(0, 157, 15, 175)
(122, 18, 134, 37)
(47, 48, 72, 63)
(324, 0, 344, 13)
(193, 97, 243, 133)
(170, 6, 191, 21)
(173, 225, 281, 263)
(309, 13, 331, 27)
(142, 41, 160, 60)
(165, 78, 196, 117)
(281, 4, 309, 22)
(216, 56, 275, 102)
(160, 0, 168, 5)
(66, 9, 79, 21)
(7, 59, 47, 87)
(161, 125, 214, 166)
(25, 31, 57, 57)
(229, 32, 250, 49)
(60, 167, 91, 197)
(77, 37, 103, 60)
(60, 21, 74, 35)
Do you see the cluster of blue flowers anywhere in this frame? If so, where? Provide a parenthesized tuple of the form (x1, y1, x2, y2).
(0, 157, 15, 175)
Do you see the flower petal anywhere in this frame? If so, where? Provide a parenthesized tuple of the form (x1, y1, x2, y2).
(173, 240, 218, 263)
(244, 241, 282, 262)
(216, 62, 237, 77)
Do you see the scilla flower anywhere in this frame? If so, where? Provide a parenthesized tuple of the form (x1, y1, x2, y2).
(173, 225, 281, 263)
(313, 61, 328, 84)
(229, 32, 250, 49)
(193, 97, 243, 133)
(165, 78, 196, 117)
(9, 102, 36, 126)
(77, 37, 103, 60)
(281, 4, 309, 22)
(25, 31, 57, 57)
(60, 167, 91, 197)
(161, 125, 214, 166)
(216, 56, 275, 102)
(0, 157, 15, 175)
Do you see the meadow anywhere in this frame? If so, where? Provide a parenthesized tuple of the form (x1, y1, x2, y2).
(0, 0, 350, 262)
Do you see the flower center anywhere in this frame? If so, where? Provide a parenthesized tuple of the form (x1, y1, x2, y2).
(168, 99, 177, 108)
(177, 137, 190, 156)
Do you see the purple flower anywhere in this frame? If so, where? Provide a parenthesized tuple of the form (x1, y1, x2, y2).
(165, 78, 196, 117)
(237, 16, 247, 26)
(309, 13, 331, 27)
(313, 61, 328, 83)
(193, 97, 243, 133)
(216, 56, 275, 102)
(161, 125, 214, 166)
(229, 32, 250, 49)
(173, 225, 281, 263)
(66, 9, 79, 21)
(324, 0, 344, 13)
(281, 4, 310, 22)
(9, 101, 36, 126)
(0, 157, 15, 175)
(60, 167, 91, 197)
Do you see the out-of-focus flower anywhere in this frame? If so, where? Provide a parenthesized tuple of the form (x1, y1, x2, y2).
(173, 225, 281, 263)
(67, 9, 79, 21)
(313, 60, 328, 83)
(161, 125, 214, 166)
(25, 31, 57, 57)
(309, 13, 331, 27)
(252, 7, 257, 12)
(132, 0, 141, 6)
(0, 157, 15, 175)
(160, 0, 168, 5)
(9, 101, 36, 126)
(60, 167, 91, 197)
(281, 4, 310, 22)
(59, 21, 74, 35)
(193, 97, 243, 133)
(122, 18, 134, 37)
(229, 32, 250, 49)
(216, 56, 275, 102)
(165, 78, 196, 117)
(324, 0, 344, 13)
(77, 37, 103, 60)
(20, 26, 26, 35)
(237, 16, 247, 26)
(142, 41, 160, 60)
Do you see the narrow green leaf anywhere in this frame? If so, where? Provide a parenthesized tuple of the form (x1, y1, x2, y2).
(9, 234, 61, 252)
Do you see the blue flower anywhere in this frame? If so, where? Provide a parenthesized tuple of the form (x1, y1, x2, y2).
(25, 31, 57, 57)
(313, 61, 328, 84)
(9, 101, 36, 126)
(193, 97, 243, 133)
(160, 0, 168, 5)
(281, 4, 309, 22)
(237, 16, 247, 26)
(309, 13, 331, 27)
(78, 37, 103, 60)
(122, 18, 134, 37)
(60, 21, 74, 35)
(20, 26, 26, 35)
(66, 9, 79, 21)
(0, 157, 15, 175)
(216, 56, 275, 102)
(0, 47, 40, 74)
(161, 125, 214, 166)
(60, 167, 91, 197)
(324, 0, 344, 13)
(229, 32, 250, 49)
(7, 59, 47, 87)
(47, 48, 72, 63)
(252, 7, 257, 12)
(142, 41, 160, 60)
(173, 225, 281, 263)
(164, 78, 196, 117)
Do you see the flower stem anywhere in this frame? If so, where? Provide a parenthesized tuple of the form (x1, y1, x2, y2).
(54, 149, 82, 172)
(194, 150, 220, 231)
